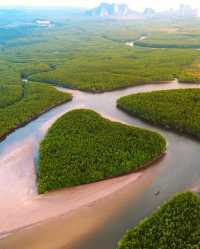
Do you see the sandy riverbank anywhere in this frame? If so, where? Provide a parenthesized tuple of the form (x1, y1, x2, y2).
(0, 165, 143, 237)
(0, 97, 165, 240)
(0, 157, 162, 249)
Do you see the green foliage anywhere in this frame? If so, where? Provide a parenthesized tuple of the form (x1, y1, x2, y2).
(38, 109, 166, 193)
(135, 33, 200, 48)
(117, 89, 200, 139)
(20, 63, 53, 78)
(0, 82, 72, 140)
(0, 84, 23, 108)
(29, 48, 199, 92)
(1, 19, 200, 92)
(117, 192, 200, 249)
(0, 54, 73, 141)
(2, 18, 200, 139)
(1, 19, 196, 92)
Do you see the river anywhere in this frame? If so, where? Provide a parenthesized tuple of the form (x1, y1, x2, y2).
(1, 80, 200, 249)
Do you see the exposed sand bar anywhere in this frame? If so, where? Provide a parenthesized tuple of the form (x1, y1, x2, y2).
(0, 149, 142, 236)
(0, 159, 162, 249)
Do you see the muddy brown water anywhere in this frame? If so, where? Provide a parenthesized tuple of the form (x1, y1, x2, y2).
(1, 80, 200, 249)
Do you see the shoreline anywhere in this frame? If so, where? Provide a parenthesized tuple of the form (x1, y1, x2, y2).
(0, 169, 143, 238)
(117, 104, 200, 142)
(0, 76, 177, 143)
(0, 150, 165, 239)
(0, 96, 72, 143)
(0, 157, 163, 249)
(0, 83, 166, 242)
(0, 144, 167, 239)
(30, 78, 176, 94)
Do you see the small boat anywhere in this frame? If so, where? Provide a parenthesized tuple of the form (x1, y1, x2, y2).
(154, 190, 160, 196)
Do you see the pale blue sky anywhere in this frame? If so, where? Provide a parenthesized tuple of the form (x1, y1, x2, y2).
(1, 0, 200, 11)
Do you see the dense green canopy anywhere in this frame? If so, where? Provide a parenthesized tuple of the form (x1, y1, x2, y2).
(0, 82, 72, 140)
(1, 19, 200, 139)
(38, 109, 166, 193)
(118, 192, 200, 249)
(118, 89, 200, 139)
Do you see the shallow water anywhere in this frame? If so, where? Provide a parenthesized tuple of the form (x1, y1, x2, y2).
(1, 80, 200, 249)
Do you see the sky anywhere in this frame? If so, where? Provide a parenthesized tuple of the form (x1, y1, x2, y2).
(0, 0, 200, 11)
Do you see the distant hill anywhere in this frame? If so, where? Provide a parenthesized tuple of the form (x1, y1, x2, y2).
(143, 8, 156, 18)
(86, 3, 199, 19)
(86, 3, 140, 18)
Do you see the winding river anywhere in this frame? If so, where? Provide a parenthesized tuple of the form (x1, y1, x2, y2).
(1, 80, 200, 249)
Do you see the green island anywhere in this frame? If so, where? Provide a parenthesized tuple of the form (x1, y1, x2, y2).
(38, 109, 166, 193)
(118, 192, 200, 249)
(117, 89, 200, 139)
(0, 81, 72, 140)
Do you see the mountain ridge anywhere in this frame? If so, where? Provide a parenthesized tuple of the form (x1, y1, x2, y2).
(86, 2, 198, 18)
(86, 3, 140, 17)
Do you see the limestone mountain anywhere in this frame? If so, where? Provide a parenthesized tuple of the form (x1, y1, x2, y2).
(86, 3, 139, 17)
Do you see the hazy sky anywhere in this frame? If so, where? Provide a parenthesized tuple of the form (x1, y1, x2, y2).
(0, 0, 200, 11)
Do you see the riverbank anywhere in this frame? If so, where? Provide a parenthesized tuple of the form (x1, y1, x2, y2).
(117, 88, 200, 141)
(0, 158, 163, 249)
(0, 97, 72, 143)
(0, 168, 142, 238)
(0, 96, 165, 240)
(28, 77, 176, 94)
(0, 82, 72, 143)
(0, 144, 167, 238)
